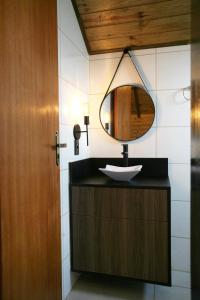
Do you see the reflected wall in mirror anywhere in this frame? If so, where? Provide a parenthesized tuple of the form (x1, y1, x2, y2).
(100, 85, 155, 141)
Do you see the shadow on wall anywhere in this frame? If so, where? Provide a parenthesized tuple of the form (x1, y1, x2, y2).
(67, 275, 153, 300)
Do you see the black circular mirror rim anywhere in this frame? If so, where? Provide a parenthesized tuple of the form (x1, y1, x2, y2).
(99, 84, 155, 142)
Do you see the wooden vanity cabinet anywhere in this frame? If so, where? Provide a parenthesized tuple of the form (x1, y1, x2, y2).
(70, 186, 170, 285)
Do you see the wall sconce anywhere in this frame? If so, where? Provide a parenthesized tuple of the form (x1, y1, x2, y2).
(73, 116, 89, 155)
(105, 122, 109, 131)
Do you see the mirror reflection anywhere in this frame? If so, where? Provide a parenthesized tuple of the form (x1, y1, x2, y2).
(100, 85, 155, 141)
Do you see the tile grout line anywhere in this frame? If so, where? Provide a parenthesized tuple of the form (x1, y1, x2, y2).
(89, 88, 191, 96)
(59, 74, 89, 95)
(58, 26, 89, 61)
(89, 49, 190, 62)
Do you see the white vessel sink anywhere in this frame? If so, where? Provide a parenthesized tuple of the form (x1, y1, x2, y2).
(99, 164, 142, 182)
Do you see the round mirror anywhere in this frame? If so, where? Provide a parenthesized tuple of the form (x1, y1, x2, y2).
(99, 84, 155, 141)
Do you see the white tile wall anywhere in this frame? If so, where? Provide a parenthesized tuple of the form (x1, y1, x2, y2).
(172, 271, 191, 288)
(89, 53, 156, 94)
(60, 170, 69, 215)
(157, 90, 190, 127)
(157, 127, 190, 163)
(172, 237, 190, 272)
(57, 1, 90, 299)
(133, 127, 157, 157)
(157, 51, 190, 90)
(155, 286, 191, 300)
(169, 164, 190, 201)
(58, 0, 88, 57)
(89, 45, 191, 299)
(171, 201, 190, 238)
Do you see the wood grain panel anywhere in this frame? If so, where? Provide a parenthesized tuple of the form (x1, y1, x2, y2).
(89, 29, 190, 54)
(82, 0, 189, 28)
(72, 0, 190, 54)
(86, 15, 190, 42)
(0, 1, 61, 299)
(72, 215, 169, 283)
(75, 0, 171, 14)
(72, 187, 168, 222)
(71, 186, 170, 284)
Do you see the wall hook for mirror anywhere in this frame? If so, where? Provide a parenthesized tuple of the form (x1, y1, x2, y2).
(182, 86, 191, 101)
(73, 116, 89, 155)
(101, 47, 149, 103)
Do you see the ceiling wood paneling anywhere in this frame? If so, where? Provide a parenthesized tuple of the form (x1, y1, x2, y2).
(72, 0, 191, 54)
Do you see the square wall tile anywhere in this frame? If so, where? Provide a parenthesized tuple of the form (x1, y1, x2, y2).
(109, 56, 144, 91)
(131, 48, 156, 56)
(157, 51, 191, 90)
(89, 52, 122, 61)
(89, 128, 136, 158)
(59, 79, 88, 126)
(172, 271, 191, 288)
(61, 213, 70, 238)
(90, 56, 142, 94)
(171, 201, 190, 238)
(157, 127, 190, 163)
(89, 94, 104, 129)
(61, 213, 70, 260)
(60, 34, 79, 85)
(172, 237, 190, 272)
(130, 53, 156, 90)
(111, 53, 156, 91)
(58, 29, 61, 77)
(62, 230, 70, 262)
(89, 57, 119, 94)
(169, 164, 190, 201)
(60, 169, 69, 215)
(89, 128, 123, 158)
(156, 45, 191, 53)
(62, 256, 71, 300)
(133, 127, 156, 158)
(148, 90, 157, 127)
(155, 286, 191, 300)
(58, 0, 88, 57)
(60, 33, 89, 93)
(78, 134, 90, 160)
(157, 90, 190, 127)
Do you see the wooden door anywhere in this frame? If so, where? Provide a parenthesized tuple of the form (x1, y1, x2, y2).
(0, 1, 61, 300)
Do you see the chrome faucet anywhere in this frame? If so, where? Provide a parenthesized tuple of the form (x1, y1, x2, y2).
(121, 144, 128, 167)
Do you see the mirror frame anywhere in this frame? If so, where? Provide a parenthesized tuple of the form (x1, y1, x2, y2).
(99, 84, 155, 142)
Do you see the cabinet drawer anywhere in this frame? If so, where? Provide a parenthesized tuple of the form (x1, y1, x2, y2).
(72, 215, 169, 284)
(72, 187, 168, 221)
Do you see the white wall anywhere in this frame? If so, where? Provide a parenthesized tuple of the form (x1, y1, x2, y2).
(57, 0, 90, 299)
(89, 46, 191, 299)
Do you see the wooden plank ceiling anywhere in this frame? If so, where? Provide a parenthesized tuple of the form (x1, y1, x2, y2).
(72, 0, 191, 54)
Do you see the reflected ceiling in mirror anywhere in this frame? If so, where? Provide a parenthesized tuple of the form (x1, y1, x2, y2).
(99, 85, 155, 141)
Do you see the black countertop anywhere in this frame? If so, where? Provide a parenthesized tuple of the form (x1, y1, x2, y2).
(71, 175, 170, 189)
(69, 158, 170, 190)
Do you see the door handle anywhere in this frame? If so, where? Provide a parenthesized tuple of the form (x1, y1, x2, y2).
(55, 131, 67, 166)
